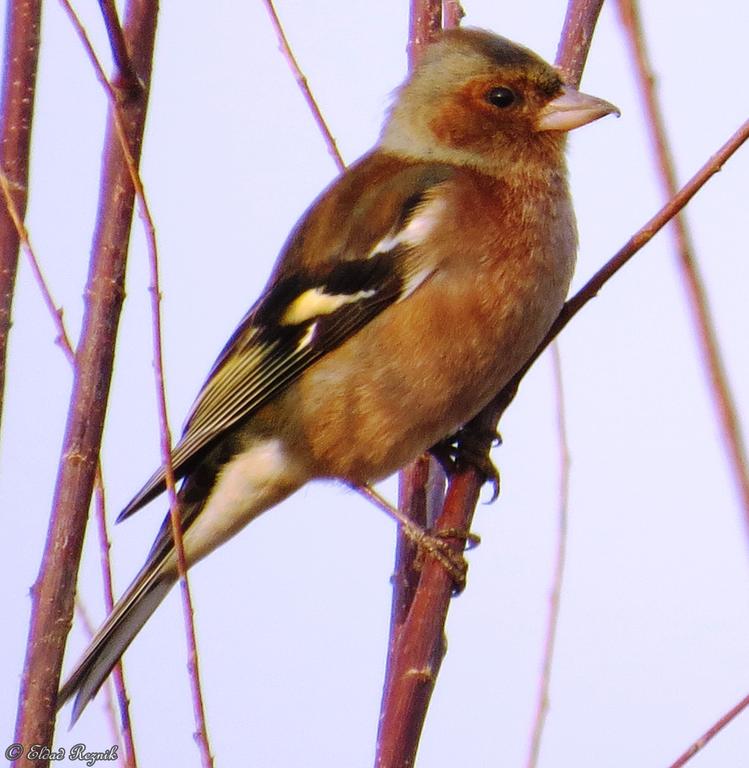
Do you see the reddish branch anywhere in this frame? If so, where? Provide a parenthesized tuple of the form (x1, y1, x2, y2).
(0, 0, 42, 432)
(143, 117, 215, 768)
(616, 0, 749, 547)
(0, 159, 137, 764)
(13, 2, 158, 764)
(667, 692, 749, 768)
(489, 116, 749, 414)
(391, 458, 433, 630)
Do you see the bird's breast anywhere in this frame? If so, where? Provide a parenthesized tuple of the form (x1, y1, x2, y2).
(283, 169, 577, 483)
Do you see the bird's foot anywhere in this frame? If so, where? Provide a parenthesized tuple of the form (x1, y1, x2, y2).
(398, 519, 480, 593)
(355, 483, 479, 592)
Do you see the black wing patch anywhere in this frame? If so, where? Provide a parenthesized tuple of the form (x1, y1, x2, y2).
(118, 250, 420, 520)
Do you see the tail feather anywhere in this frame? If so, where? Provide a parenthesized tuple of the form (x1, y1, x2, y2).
(59, 487, 211, 722)
(58, 568, 175, 724)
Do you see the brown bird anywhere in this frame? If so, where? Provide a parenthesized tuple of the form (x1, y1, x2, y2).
(58, 27, 617, 721)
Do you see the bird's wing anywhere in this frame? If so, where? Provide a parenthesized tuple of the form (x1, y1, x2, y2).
(118, 160, 454, 519)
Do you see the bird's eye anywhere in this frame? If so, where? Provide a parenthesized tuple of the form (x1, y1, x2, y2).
(485, 86, 516, 108)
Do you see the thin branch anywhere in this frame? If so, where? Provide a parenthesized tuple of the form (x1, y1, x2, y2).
(261, 0, 344, 173)
(97, 0, 139, 92)
(525, 346, 571, 768)
(58, 2, 214, 762)
(666, 692, 749, 768)
(92, 475, 138, 768)
(548, 118, 749, 351)
(0, 0, 42, 434)
(145, 148, 215, 768)
(0, 171, 73, 363)
(616, 0, 749, 548)
(13, 1, 158, 761)
(376, 434, 489, 768)
(379, 124, 749, 687)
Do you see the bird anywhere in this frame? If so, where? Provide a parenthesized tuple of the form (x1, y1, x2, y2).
(58, 27, 618, 722)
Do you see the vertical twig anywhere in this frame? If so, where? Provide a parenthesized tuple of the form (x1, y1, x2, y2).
(92, 477, 138, 768)
(525, 346, 570, 768)
(13, 2, 158, 763)
(146, 141, 215, 768)
(390, 5, 456, 624)
(0, 0, 42, 433)
(390, 457, 432, 630)
(616, 0, 749, 548)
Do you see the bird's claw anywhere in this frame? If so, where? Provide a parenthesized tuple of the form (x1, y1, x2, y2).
(430, 426, 501, 502)
(438, 527, 482, 550)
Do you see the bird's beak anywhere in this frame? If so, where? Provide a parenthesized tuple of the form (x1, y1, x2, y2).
(536, 85, 620, 132)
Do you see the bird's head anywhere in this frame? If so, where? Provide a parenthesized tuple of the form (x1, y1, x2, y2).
(380, 28, 619, 173)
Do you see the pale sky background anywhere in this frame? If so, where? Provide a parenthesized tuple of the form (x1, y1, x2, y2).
(2, 1, 748, 766)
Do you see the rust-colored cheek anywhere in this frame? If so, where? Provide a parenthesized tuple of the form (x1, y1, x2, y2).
(428, 80, 503, 149)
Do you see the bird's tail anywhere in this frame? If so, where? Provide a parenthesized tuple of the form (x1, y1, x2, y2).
(57, 555, 176, 724)
(57, 465, 215, 723)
